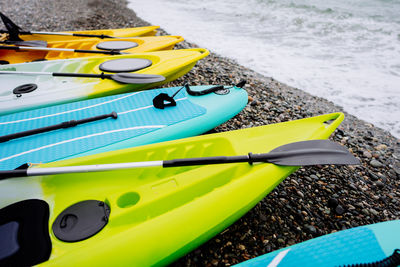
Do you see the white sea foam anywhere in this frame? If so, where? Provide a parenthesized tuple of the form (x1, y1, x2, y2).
(129, 0, 400, 138)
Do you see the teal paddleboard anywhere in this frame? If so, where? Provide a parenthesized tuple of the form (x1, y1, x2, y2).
(0, 84, 247, 170)
(235, 220, 400, 267)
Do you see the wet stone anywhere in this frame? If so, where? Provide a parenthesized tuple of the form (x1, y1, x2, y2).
(370, 208, 379, 216)
(277, 238, 285, 244)
(335, 205, 345, 215)
(305, 225, 317, 234)
(327, 198, 338, 208)
(369, 171, 379, 181)
(370, 160, 383, 168)
(349, 183, 357, 191)
(375, 144, 388, 150)
(250, 100, 259, 106)
(363, 151, 372, 158)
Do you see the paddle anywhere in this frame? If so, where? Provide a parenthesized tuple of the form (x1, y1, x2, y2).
(0, 11, 23, 41)
(0, 111, 118, 143)
(0, 140, 360, 179)
(0, 12, 139, 39)
(0, 44, 127, 55)
(0, 70, 165, 84)
(0, 40, 47, 47)
(0, 29, 122, 39)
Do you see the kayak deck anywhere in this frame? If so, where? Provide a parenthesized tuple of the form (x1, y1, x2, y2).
(0, 26, 160, 42)
(0, 48, 210, 115)
(0, 112, 344, 266)
(0, 85, 248, 170)
(0, 36, 184, 64)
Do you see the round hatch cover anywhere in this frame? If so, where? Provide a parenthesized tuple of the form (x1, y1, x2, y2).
(99, 58, 152, 73)
(13, 84, 38, 96)
(96, 41, 138, 51)
(52, 200, 110, 242)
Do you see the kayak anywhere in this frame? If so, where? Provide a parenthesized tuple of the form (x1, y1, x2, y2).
(0, 112, 344, 266)
(235, 220, 400, 267)
(0, 36, 184, 64)
(0, 48, 209, 115)
(0, 26, 160, 42)
(0, 83, 248, 170)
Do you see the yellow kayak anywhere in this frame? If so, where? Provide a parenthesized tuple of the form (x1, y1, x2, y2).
(0, 26, 160, 42)
(0, 113, 345, 266)
(0, 36, 184, 64)
(0, 48, 209, 114)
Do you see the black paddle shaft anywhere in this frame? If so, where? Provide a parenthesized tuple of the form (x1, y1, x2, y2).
(0, 30, 114, 39)
(72, 49, 123, 55)
(162, 148, 353, 167)
(0, 29, 29, 35)
(0, 111, 117, 143)
(72, 33, 113, 39)
(0, 45, 123, 55)
(52, 72, 114, 79)
(161, 152, 293, 167)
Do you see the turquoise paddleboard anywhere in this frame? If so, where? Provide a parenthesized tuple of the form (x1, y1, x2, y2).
(0, 84, 247, 170)
(235, 220, 400, 267)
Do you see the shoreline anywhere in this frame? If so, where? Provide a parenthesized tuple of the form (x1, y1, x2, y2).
(1, 0, 399, 266)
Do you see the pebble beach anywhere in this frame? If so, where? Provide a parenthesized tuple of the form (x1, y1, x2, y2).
(1, 0, 399, 266)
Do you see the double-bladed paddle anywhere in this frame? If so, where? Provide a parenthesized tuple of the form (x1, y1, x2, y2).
(0, 44, 127, 55)
(0, 70, 166, 84)
(0, 29, 130, 39)
(0, 40, 48, 47)
(0, 140, 360, 179)
(0, 12, 151, 40)
(0, 111, 118, 143)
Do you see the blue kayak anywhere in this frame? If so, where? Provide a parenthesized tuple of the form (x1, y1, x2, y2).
(0, 84, 247, 170)
(235, 220, 400, 267)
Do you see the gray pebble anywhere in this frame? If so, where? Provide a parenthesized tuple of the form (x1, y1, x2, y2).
(370, 160, 383, 168)
(362, 209, 370, 215)
(363, 151, 372, 158)
(305, 225, 317, 234)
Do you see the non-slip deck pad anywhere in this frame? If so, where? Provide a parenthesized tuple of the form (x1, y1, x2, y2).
(0, 87, 206, 170)
(240, 227, 386, 266)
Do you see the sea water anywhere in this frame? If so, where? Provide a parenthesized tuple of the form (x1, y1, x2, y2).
(128, 0, 400, 138)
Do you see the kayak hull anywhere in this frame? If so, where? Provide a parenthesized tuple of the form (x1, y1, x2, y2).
(0, 48, 209, 115)
(0, 113, 344, 266)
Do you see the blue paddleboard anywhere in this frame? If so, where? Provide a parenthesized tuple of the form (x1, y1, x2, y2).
(235, 220, 400, 267)
(0, 84, 247, 170)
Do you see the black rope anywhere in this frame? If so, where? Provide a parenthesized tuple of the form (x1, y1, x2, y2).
(185, 80, 246, 96)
